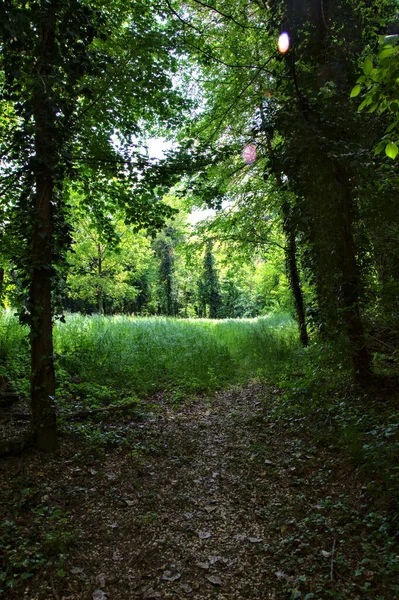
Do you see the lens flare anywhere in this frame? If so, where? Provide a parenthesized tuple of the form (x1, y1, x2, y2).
(278, 32, 290, 54)
(242, 144, 256, 165)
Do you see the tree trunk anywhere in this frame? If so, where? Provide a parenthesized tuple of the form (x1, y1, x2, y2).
(31, 6, 57, 452)
(273, 171, 309, 346)
(336, 168, 372, 384)
(284, 224, 309, 346)
(97, 243, 104, 315)
(0, 268, 4, 306)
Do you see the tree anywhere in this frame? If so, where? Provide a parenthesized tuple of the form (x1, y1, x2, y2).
(198, 241, 221, 318)
(0, 0, 186, 450)
(353, 34, 399, 159)
(191, 160, 309, 342)
(171, 0, 399, 383)
(66, 218, 153, 315)
(154, 232, 177, 317)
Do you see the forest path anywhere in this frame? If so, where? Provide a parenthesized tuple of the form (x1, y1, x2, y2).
(56, 382, 361, 600)
(4, 383, 368, 599)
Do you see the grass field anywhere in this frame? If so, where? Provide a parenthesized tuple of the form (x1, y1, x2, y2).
(0, 311, 300, 404)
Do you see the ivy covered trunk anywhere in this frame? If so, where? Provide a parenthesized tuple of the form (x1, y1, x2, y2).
(31, 6, 57, 452)
(97, 243, 105, 315)
(336, 170, 372, 385)
(273, 173, 309, 347)
(284, 225, 309, 347)
(0, 268, 4, 306)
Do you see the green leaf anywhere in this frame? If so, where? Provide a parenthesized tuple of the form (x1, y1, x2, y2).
(358, 98, 369, 111)
(363, 58, 373, 75)
(385, 142, 398, 159)
(379, 47, 394, 60)
(374, 141, 385, 155)
(386, 122, 397, 133)
(382, 34, 399, 46)
(350, 84, 362, 98)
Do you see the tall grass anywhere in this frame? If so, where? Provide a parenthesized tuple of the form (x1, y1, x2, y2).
(54, 313, 299, 395)
(0, 310, 30, 396)
(0, 310, 300, 400)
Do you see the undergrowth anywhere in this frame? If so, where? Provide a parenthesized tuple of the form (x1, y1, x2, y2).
(0, 310, 299, 405)
(262, 342, 399, 597)
(0, 484, 76, 593)
(268, 341, 399, 516)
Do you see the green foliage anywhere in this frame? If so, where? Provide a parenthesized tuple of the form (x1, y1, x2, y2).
(66, 216, 154, 314)
(0, 310, 29, 396)
(53, 312, 299, 396)
(197, 241, 222, 318)
(0, 487, 75, 593)
(153, 231, 178, 316)
(56, 196, 285, 319)
(0, 311, 299, 401)
(268, 341, 399, 521)
(355, 35, 399, 157)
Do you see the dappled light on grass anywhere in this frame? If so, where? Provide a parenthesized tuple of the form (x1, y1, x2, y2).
(0, 310, 301, 410)
(53, 313, 299, 397)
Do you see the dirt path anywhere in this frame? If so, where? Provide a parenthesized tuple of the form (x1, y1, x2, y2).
(2, 384, 389, 599)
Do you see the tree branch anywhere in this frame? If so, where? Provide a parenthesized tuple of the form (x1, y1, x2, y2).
(189, 0, 266, 31)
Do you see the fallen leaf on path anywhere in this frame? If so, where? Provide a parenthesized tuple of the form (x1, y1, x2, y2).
(209, 555, 230, 565)
(206, 575, 222, 586)
(95, 573, 106, 587)
(321, 550, 331, 558)
(162, 571, 181, 582)
(196, 561, 210, 570)
(180, 583, 193, 593)
(198, 531, 212, 539)
(264, 459, 274, 465)
(92, 590, 107, 600)
(143, 588, 161, 598)
(248, 537, 263, 543)
(204, 505, 217, 513)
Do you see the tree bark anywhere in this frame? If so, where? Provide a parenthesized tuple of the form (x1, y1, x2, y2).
(336, 167, 372, 384)
(97, 243, 104, 315)
(284, 223, 309, 346)
(0, 268, 4, 306)
(273, 170, 309, 347)
(31, 5, 57, 452)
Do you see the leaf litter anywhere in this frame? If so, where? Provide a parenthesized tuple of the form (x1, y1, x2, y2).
(1, 382, 396, 599)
